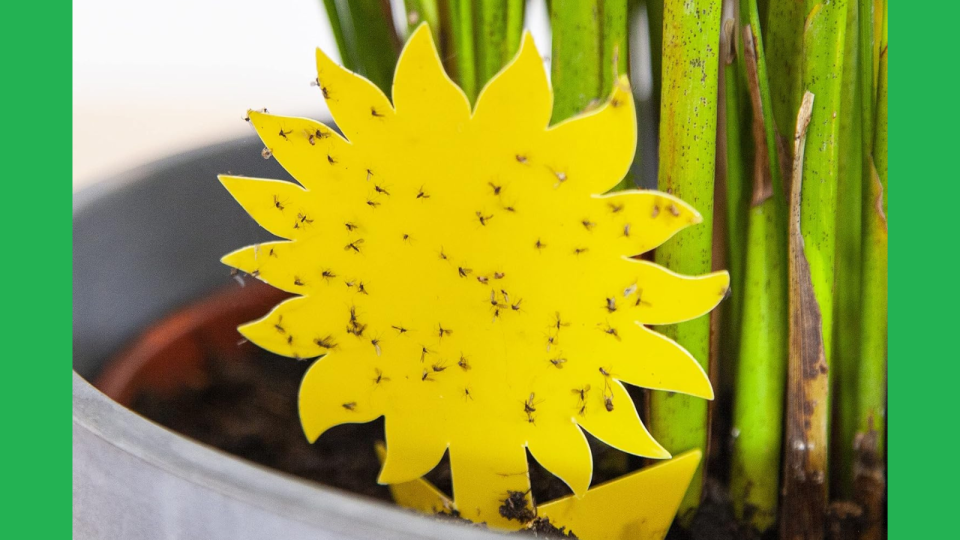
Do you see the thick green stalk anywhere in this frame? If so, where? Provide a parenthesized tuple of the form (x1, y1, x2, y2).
(550, 0, 602, 122)
(858, 0, 887, 468)
(854, 6, 886, 538)
(799, 0, 847, 381)
(731, 197, 786, 533)
(476, 1, 525, 89)
(323, 0, 360, 72)
(646, 0, 664, 118)
(323, 0, 402, 94)
(763, 0, 803, 144)
(719, 18, 747, 360)
(728, 7, 787, 532)
(404, 0, 440, 43)
(447, 0, 478, 101)
(600, 0, 629, 92)
(831, 0, 863, 498)
(651, 0, 722, 522)
(740, 0, 785, 202)
(604, 0, 632, 191)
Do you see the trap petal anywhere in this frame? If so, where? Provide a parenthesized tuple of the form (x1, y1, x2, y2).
(316, 46, 395, 144)
(221, 241, 314, 294)
(537, 450, 703, 540)
(377, 414, 449, 484)
(537, 76, 636, 196)
(473, 32, 551, 133)
(375, 443, 453, 514)
(576, 323, 714, 400)
(237, 296, 347, 360)
(246, 110, 354, 190)
(392, 24, 471, 127)
(449, 437, 531, 530)
(300, 352, 385, 442)
(527, 423, 593, 497)
(588, 190, 702, 256)
(612, 259, 730, 325)
(218, 176, 309, 239)
(577, 380, 670, 459)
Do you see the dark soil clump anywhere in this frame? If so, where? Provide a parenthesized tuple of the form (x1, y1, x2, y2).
(500, 490, 537, 523)
(527, 517, 578, 538)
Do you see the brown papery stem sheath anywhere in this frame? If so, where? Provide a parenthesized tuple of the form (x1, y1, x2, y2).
(780, 91, 829, 540)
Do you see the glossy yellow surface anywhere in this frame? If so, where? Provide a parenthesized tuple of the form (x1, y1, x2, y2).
(222, 25, 727, 530)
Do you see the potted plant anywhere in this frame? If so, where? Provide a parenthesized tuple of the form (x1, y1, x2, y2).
(73, 1, 887, 539)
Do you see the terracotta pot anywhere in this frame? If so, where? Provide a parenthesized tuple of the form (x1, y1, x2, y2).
(95, 282, 287, 407)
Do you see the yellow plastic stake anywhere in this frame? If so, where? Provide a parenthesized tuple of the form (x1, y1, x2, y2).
(377, 443, 702, 540)
(222, 24, 728, 531)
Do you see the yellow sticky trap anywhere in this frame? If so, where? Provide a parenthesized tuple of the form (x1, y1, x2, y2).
(222, 24, 728, 532)
(376, 444, 702, 540)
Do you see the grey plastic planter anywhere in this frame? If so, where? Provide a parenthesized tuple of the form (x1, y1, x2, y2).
(72, 136, 503, 539)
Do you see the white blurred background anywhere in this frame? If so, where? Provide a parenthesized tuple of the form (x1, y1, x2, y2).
(73, 0, 553, 190)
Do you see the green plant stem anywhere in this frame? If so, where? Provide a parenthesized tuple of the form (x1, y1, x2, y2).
(323, 0, 402, 94)
(740, 0, 785, 202)
(731, 196, 786, 533)
(550, 0, 602, 122)
(831, 0, 863, 499)
(728, 5, 788, 531)
(447, 0, 477, 101)
(651, 0, 722, 522)
(476, 1, 519, 88)
(646, 0, 664, 118)
(600, 0, 629, 92)
(323, 0, 360, 72)
(404, 0, 440, 43)
(763, 0, 803, 144)
(853, 6, 886, 538)
(719, 17, 747, 362)
(858, 0, 886, 458)
(799, 0, 847, 387)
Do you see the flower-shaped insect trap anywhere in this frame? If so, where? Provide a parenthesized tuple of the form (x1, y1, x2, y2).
(221, 25, 728, 539)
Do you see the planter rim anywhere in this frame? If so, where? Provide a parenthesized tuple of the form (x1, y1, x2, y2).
(73, 372, 497, 539)
(72, 136, 504, 539)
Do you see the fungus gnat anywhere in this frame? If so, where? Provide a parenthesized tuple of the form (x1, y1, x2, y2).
(344, 239, 365, 253)
(476, 211, 493, 226)
(314, 335, 337, 349)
